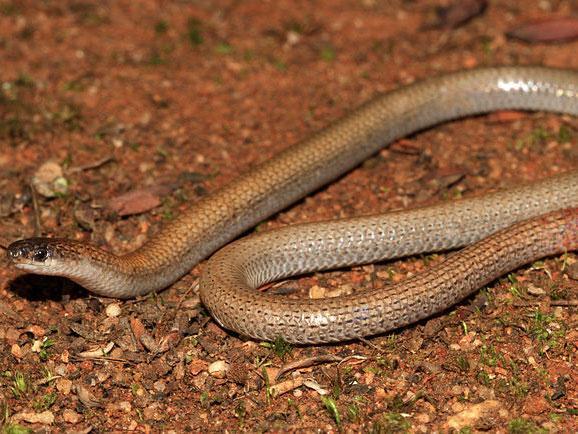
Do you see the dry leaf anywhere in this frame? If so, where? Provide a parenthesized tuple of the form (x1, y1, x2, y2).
(434, 0, 487, 29)
(75, 384, 103, 408)
(107, 188, 162, 216)
(129, 317, 146, 350)
(77, 341, 115, 358)
(303, 379, 329, 395)
(157, 330, 182, 353)
(139, 333, 160, 353)
(507, 17, 578, 43)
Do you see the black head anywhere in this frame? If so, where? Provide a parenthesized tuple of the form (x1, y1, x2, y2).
(6, 238, 77, 274)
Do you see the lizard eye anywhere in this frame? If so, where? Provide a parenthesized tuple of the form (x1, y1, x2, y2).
(32, 247, 49, 262)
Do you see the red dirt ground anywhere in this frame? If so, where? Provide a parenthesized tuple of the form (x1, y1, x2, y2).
(0, 1, 577, 432)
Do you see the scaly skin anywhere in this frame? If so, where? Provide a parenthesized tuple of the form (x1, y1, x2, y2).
(6, 66, 578, 343)
(200, 208, 578, 343)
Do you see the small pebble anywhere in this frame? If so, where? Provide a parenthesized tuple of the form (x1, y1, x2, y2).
(14, 410, 55, 425)
(11, 343, 23, 359)
(309, 285, 326, 299)
(54, 364, 68, 376)
(153, 380, 167, 393)
(327, 284, 353, 298)
(527, 284, 546, 296)
(143, 403, 163, 421)
(208, 360, 229, 378)
(119, 401, 132, 413)
(110, 347, 124, 359)
(62, 409, 82, 424)
(105, 303, 122, 317)
(451, 401, 465, 413)
(415, 413, 430, 424)
(56, 378, 73, 395)
(32, 161, 69, 198)
(192, 372, 207, 388)
(450, 385, 464, 396)
(188, 359, 208, 375)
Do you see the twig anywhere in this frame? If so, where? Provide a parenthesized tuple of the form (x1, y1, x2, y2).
(34, 375, 62, 386)
(269, 377, 304, 397)
(69, 355, 137, 365)
(29, 182, 42, 237)
(155, 279, 199, 329)
(359, 337, 387, 352)
(276, 354, 342, 381)
(552, 299, 578, 307)
(67, 155, 115, 174)
(513, 299, 578, 307)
